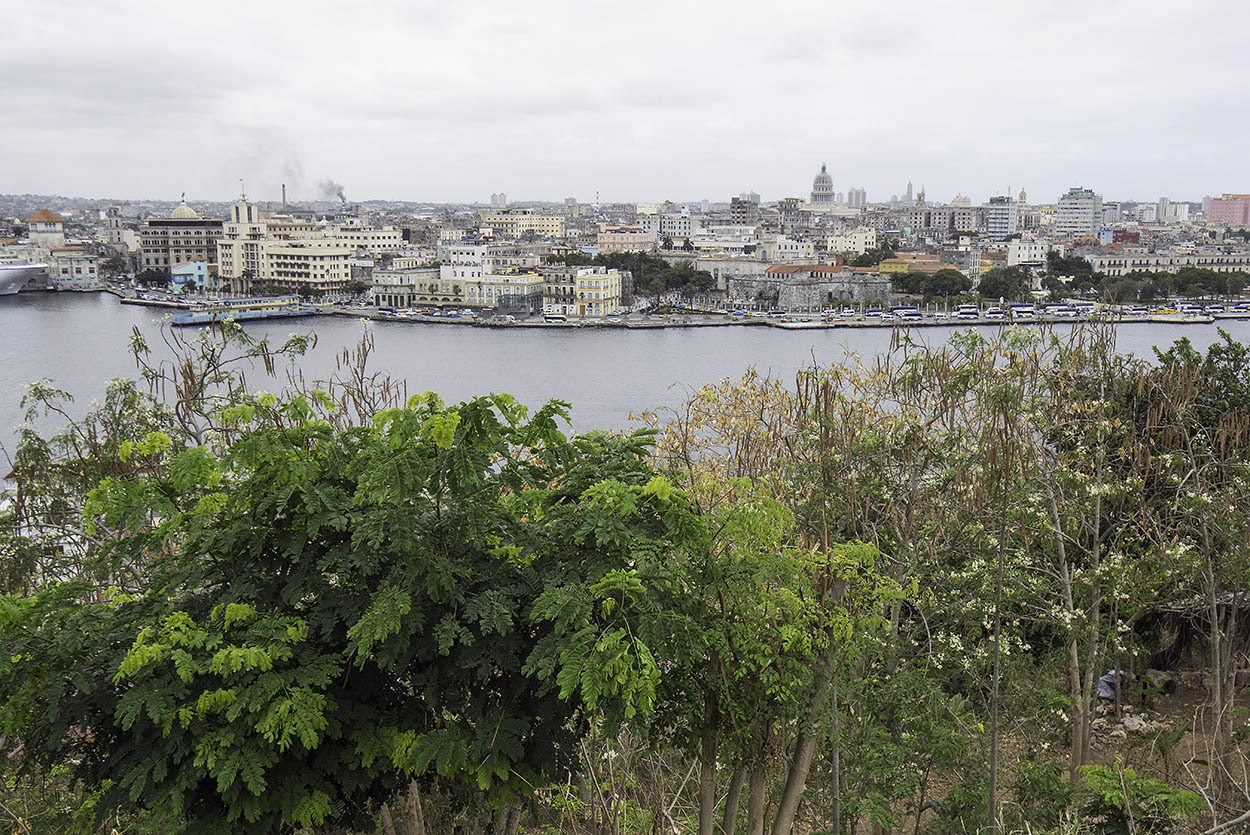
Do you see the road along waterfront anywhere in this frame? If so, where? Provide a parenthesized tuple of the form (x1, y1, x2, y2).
(4, 291, 1250, 458)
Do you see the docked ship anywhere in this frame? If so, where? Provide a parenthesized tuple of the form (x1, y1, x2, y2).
(0, 263, 49, 296)
(170, 295, 318, 326)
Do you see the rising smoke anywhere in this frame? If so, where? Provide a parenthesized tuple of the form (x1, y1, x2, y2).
(317, 179, 347, 203)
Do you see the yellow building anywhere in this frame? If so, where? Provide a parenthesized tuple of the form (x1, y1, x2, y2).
(575, 268, 620, 316)
(542, 266, 621, 317)
(467, 270, 545, 309)
(478, 208, 566, 240)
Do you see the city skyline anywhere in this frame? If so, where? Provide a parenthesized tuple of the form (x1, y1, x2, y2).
(3, 0, 1247, 204)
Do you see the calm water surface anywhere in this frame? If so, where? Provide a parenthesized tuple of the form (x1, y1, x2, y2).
(4, 292, 1250, 460)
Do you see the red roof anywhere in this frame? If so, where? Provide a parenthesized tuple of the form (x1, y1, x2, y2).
(25, 209, 66, 223)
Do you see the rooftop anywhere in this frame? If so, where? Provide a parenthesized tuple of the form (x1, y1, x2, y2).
(25, 209, 66, 223)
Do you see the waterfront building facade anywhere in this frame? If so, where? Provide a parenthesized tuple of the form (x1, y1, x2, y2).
(372, 267, 441, 308)
(216, 196, 399, 295)
(729, 264, 891, 310)
(543, 266, 622, 317)
(467, 270, 545, 310)
(47, 247, 99, 290)
(1085, 250, 1250, 277)
(171, 260, 211, 292)
(140, 201, 224, 272)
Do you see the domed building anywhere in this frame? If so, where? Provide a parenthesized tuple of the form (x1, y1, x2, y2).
(810, 163, 835, 209)
(139, 195, 223, 273)
(170, 200, 199, 219)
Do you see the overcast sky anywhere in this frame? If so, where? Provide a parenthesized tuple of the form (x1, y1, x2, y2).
(3, 0, 1246, 206)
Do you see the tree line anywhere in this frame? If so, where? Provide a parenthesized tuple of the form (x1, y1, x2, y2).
(1, 321, 1249, 833)
(547, 251, 715, 300)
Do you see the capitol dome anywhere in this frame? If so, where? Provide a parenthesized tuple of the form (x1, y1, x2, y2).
(810, 163, 834, 205)
(170, 201, 199, 219)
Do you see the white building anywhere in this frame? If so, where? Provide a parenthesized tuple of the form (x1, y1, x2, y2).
(1006, 239, 1063, 268)
(216, 197, 353, 295)
(48, 247, 99, 289)
(332, 220, 404, 252)
(824, 228, 878, 256)
(982, 196, 1019, 236)
(639, 213, 702, 243)
(1055, 187, 1103, 237)
(760, 236, 815, 262)
(1085, 250, 1250, 277)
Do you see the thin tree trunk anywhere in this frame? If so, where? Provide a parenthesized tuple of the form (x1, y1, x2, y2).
(722, 768, 745, 835)
(503, 805, 522, 835)
(770, 653, 837, 835)
(831, 686, 841, 835)
(1048, 479, 1088, 780)
(380, 804, 399, 835)
(402, 780, 426, 835)
(988, 473, 1008, 835)
(746, 766, 767, 835)
(1202, 521, 1226, 742)
(699, 692, 720, 835)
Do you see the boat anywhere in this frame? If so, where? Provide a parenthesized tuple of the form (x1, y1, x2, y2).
(0, 263, 49, 296)
(170, 296, 318, 326)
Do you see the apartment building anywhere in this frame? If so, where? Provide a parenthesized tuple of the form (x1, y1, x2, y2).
(372, 267, 441, 308)
(597, 224, 656, 253)
(478, 207, 566, 240)
(1055, 187, 1103, 237)
(825, 228, 878, 256)
(982, 196, 1019, 236)
(543, 266, 622, 316)
(639, 213, 702, 243)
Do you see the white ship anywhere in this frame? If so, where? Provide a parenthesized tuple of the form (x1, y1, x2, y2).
(0, 263, 49, 296)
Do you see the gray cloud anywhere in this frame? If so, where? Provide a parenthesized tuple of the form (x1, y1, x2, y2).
(1, 0, 1247, 204)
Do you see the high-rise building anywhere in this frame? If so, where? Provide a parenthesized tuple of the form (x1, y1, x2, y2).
(1055, 187, 1103, 237)
(1157, 196, 1171, 223)
(982, 196, 1019, 236)
(906, 181, 914, 206)
(730, 197, 760, 226)
(490, 193, 508, 209)
(847, 187, 867, 209)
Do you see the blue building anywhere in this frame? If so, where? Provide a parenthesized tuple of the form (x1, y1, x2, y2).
(171, 260, 211, 292)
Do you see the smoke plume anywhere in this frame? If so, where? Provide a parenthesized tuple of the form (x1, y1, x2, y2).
(317, 179, 346, 203)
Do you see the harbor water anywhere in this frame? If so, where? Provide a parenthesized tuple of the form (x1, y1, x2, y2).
(4, 291, 1250, 460)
